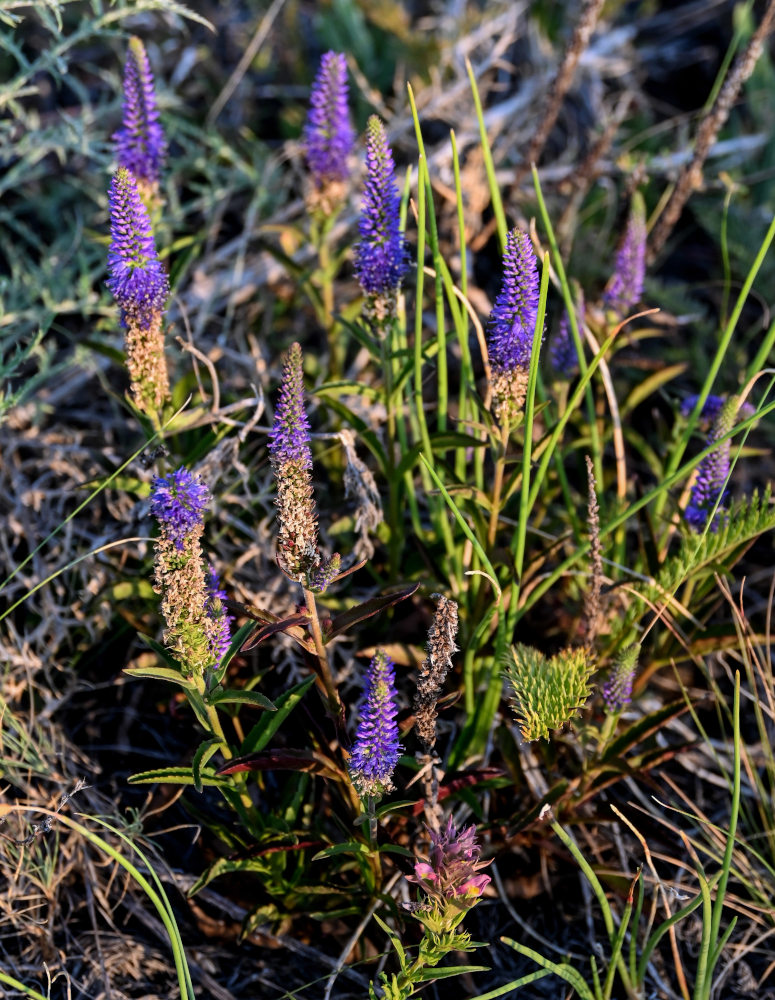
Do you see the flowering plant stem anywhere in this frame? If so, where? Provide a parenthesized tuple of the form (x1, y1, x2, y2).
(302, 586, 342, 718)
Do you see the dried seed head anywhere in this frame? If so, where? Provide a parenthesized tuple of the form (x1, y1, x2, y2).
(413, 595, 459, 753)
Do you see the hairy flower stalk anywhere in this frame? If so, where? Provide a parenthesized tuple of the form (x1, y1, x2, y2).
(685, 396, 738, 532)
(114, 37, 166, 201)
(106, 168, 170, 414)
(304, 50, 353, 213)
(349, 650, 402, 800)
(151, 468, 220, 677)
(354, 115, 410, 326)
(604, 191, 646, 315)
(487, 228, 542, 423)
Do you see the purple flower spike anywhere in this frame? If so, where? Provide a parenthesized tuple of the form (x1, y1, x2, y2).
(354, 115, 410, 308)
(487, 228, 541, 422)
(107, 168, 168, 329)
(268, 343, 313, 468)
(407, 817, 491, 905)
(268, 343, 321, 582)
(150, 467, 210, 549)
(304, 51, 354, 190)
(551, 293, 585, 379)
(604, 191, 646, 315)
(206, 565, 233, 668)
(685, 397, 738, 532)
(349, 649, 402, 799)
(602, 644, 639, 713)
(114, 36, 165, 193)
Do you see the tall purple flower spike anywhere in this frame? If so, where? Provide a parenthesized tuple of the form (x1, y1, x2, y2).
(487, 228, 541, 422)
(107, 168, 168, 330)
(604, 191, 646, 315)
(114, 37, 165, 195)
(348, 649, 402, 799)
(304, 51, 354, 191)
(268, 343, 339, 590)
(685, 396, 737, 532)
(407, 817, 491, 905)
(354, 115, 409, 318)
(150, 467, 220, 677)
(550, 292, 585, 379)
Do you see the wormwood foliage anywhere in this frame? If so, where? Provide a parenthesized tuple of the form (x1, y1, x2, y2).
(504, 645, 595, 742)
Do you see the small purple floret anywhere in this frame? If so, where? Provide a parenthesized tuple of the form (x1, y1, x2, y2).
(150, 467, 210, 548)
(604, 193, 646, 315)
(354, 116, 410, 296)
(304, 51, 354, 188)
(206, 565, 233, 667)
(487, 229, 541, 376)
(268, 344, 313, 468)
(349, 650, 401, 797)
(107, 168, 168, 328)
(114, 36, 165, 188)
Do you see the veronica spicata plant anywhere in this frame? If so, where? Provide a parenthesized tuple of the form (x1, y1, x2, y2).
(114, 36, 166, 202)
(354, 115, 410, 327)
(304, 50, 353, 213)
(150, 467, 222, 677)
(487, 228, 542, 423)
(604, 190, 646, 315)
(268, 342, 340, 591)
(106, 167, 170, 417)
(684, 395, 739, 532)
(348, 649, 401, 801)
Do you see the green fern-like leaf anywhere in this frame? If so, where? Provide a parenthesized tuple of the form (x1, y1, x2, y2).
(504, 645, 595, 742)
(619, 489, 775, 638)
